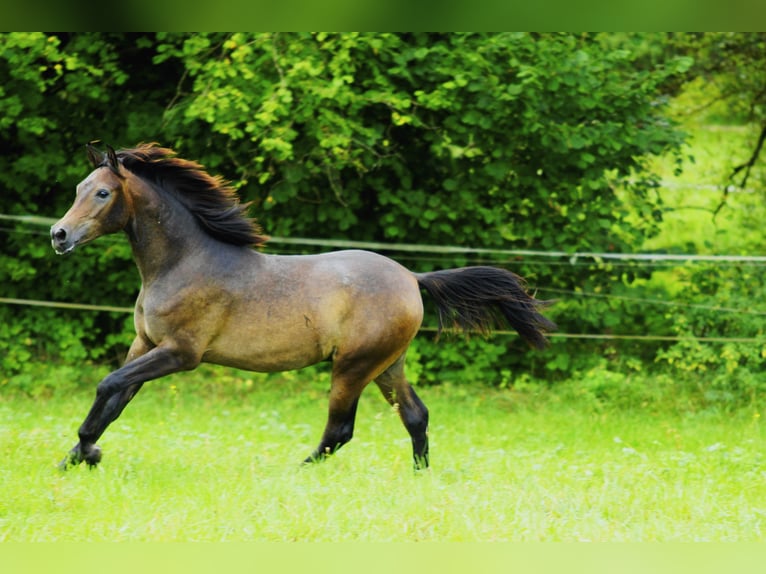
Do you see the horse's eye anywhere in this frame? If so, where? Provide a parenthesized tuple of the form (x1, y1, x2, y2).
(95, 189, 110, 199)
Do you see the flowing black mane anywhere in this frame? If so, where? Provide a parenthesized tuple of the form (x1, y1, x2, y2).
(95, 143, 267, 247)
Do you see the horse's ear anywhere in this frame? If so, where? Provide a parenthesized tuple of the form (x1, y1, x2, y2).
(106, 145, 120, 174)
(86, 141, 104, 168)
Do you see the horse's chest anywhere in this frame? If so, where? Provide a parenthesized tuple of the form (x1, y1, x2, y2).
(138, 284, 229, 346)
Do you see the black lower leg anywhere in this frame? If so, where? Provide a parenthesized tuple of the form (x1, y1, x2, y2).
(304, 397, 359, 464)
(60, 383, 144, 470)
(400, 392, 430, 469)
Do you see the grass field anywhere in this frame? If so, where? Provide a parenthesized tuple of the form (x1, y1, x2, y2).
(1, 366, 764, 542)
(2, 121, 764, 544)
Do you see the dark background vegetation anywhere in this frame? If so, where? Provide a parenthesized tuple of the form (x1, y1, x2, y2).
(1, 33, 764, 407)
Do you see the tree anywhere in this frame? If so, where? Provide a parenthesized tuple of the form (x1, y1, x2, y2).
(0, 33, 693, 384)
(155, 32, 692, 379)
(0, 33, 169, 377)
(155, 33, 689, 251)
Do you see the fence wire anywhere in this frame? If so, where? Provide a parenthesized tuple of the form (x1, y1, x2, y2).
(1, 213, 764, 344)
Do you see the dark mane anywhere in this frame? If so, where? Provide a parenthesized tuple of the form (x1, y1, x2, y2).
(114, 143, 267, 247)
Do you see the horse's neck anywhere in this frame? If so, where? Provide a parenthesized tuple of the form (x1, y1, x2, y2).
(125, 183, 208, 283)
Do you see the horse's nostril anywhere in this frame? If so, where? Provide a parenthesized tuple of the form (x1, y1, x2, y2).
(53, 228, 67, 241)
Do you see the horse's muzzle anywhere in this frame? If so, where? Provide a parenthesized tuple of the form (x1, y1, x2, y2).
(50, 226, 76, 255)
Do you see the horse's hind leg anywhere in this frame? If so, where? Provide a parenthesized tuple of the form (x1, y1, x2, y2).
(304, 359, 369, 463)
(304, 388, 361, 463)
(304, 335, 426, 467)
(374, 354, 430, 469)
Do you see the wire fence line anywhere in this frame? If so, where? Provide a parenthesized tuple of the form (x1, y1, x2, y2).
(0, 297, 133, 314)
(3, 212, 766, 264)
(2, 213, 764, 344)
(4, 288, 763, 319)
(0, 297, 759, 343)
(538, 288, 766, 317)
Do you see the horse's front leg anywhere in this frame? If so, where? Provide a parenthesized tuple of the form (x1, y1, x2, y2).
(60, 342, 198, 469)
(60, 382, 145, 468)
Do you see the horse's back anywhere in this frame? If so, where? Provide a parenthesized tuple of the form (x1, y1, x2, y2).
(272, 249, 424, 337)
(295, 249, 417, 293)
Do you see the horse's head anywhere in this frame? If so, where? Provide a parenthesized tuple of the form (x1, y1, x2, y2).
(51, 143, 133, 255)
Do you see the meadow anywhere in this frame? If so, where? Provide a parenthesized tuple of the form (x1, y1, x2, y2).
(2, 115, 765, 544)
(1, 366, 764, 542)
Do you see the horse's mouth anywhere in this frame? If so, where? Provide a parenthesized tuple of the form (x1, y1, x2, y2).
(52, 240, 77, 255)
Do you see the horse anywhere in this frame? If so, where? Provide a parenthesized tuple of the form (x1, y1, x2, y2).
(50, 142, 555, 471)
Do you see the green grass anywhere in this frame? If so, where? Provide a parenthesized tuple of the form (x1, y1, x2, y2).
(3, 118, 765, 543)
(1, 366, 764, 542)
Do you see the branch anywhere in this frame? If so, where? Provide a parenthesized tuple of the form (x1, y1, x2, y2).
(730, 122, 766, 189)
(714, 122, 766, 217)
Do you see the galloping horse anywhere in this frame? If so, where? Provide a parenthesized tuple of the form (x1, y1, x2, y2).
(51, 143, 555, 470)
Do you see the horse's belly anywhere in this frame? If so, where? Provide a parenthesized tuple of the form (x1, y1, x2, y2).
(202, 325, 330, 373)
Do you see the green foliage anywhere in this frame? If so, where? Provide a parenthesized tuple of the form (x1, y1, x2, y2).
(644, 120, 766, 411)
(154, 33, 688, 254)
(406, 335, 521, 387)
(665, 33, 766, 125)
(0, 33, 174, 378)
(655, 263, 766, 409)
(4, 32, 754, 396)
(150, 32, 691, 378)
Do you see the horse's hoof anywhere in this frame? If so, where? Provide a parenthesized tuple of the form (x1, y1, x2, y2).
(58, 444, 102, 470)
(302, 450, 329, 465)
(83, 445, 103, 468)
(413, 455, 430, 471)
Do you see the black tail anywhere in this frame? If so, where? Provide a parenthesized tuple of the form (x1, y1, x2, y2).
(415, 266, 556, 349)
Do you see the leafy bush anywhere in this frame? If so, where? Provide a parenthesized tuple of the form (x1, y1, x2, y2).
(0, 33, 694, 385)
(655, 263, 766, 409)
